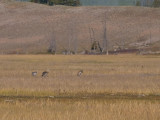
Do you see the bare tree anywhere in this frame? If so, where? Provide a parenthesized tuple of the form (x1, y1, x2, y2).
(68, 18, 78, 54)
(149, 16, 152, 44)
(89, 27, 96, 51)
(89, 27, 96, 43)
(73, 20, 78, 54)
(68, 32, 71, 54)
(102, 12, 109, 55)
(48, 31, 56, 54)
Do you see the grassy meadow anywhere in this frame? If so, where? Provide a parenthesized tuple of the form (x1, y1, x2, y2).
(0, 54, 160, 95)
(1, 99, 160, 120)
(0, 54, 160, 119)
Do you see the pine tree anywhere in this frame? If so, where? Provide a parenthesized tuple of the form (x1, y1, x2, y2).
(152, 0, 160, 7)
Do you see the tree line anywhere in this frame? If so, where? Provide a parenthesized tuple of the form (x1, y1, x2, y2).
(30, 0, 81, 6)
(136, 0, 160, 7)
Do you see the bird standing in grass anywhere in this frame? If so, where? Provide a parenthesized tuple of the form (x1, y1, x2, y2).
(77, 70, 83, 77)
(32, 72, 37, 77)
(42, 71, 49, 77)
(141, 65, 144, 69)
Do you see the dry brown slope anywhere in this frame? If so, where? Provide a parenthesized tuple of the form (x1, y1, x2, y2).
(0, 1, 160, 54)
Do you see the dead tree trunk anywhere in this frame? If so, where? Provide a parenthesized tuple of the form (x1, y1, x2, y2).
(89, 27, 97, 52)
(48, 32, 56, 54)
(102, 12, 109, 55)
(73, 32, 78, 54)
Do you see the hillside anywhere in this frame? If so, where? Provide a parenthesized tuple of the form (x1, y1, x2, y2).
(0, 1, 160, 54)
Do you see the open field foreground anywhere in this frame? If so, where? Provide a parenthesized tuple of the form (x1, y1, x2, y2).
(0, 54, 160, 96)
(0, 54, 160, 119)
(1, 99, 160, 120)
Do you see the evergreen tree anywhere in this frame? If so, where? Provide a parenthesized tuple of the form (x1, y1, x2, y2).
(152, 0, 160, 7)
(136, 1, 141, 6)
(30, 0, 81, 6)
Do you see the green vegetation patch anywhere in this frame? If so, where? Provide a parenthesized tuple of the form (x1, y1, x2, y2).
(30, 0, 81, 6)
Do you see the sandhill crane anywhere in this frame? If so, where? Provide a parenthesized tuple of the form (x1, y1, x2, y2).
(77, 70, 83, 77)
(32, 72, 37, 76)
(42, 71, 49, 77)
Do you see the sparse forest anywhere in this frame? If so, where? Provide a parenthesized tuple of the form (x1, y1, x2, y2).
(152, 0, 160, 7)
(136, 0, 160, 7)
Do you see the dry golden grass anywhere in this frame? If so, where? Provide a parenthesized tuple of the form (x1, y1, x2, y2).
(0, 54, 160, 96)
(0, 54, 160, 119)
(1, 99, 160, 120)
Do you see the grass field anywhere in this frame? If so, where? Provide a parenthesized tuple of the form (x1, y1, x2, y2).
(0, 54, 160, 95)
(1, 99, 160, 120)
(0, 54, 160, 119)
